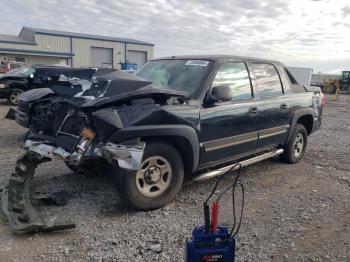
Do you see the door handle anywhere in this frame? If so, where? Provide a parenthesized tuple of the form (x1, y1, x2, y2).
(249, 106, 259, 116)
(280, 103, 288, 111)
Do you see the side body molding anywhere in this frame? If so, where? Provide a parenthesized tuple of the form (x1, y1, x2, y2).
(109, 125, 200, 172)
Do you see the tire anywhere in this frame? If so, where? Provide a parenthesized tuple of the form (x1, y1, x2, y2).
(115, 141, 184, 210)
(7, 89, 23, 106)
(280, 124, 308, 164)
(65, 161, 79, 172)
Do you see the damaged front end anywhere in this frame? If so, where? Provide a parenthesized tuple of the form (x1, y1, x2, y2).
(1, 126, 145, 234)
(2, 70, 188, 233)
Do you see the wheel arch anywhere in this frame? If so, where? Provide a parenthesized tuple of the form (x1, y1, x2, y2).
(109, 125, 200, 173)
(286, 108, 315, 144)
(297, 115, 313, 134)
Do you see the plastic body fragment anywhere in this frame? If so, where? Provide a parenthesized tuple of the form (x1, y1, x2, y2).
(0, 151, 76, 234)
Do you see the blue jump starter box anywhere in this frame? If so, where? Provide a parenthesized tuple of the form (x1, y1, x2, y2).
(185, 225, 235, 262)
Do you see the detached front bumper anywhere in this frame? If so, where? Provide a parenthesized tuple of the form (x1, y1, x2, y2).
(24, 138, 145, 171)
(1, 136, 145, 234)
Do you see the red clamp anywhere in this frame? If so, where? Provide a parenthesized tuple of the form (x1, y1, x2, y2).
(211, 201, 219, 233)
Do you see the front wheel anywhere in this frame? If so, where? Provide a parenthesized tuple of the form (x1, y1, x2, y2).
(280, 124, 308, 164)
(114, 141, 184, 210)
(7, 89, 23, 106)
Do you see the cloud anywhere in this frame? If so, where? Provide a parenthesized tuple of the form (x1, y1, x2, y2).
(0, 0, 349, 73)
(341, 5, 350, 17)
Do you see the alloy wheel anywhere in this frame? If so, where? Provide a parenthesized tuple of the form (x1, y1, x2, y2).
(294, 133, 304, 158)
(135, 156, 172, 197)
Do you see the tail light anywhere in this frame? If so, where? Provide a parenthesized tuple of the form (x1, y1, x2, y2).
(320, 91, 325, 108)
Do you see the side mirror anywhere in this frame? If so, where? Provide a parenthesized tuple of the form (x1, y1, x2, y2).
(211, 85, 232, 102)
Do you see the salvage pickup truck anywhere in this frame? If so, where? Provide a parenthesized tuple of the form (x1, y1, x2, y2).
(2, 55, 324, 232)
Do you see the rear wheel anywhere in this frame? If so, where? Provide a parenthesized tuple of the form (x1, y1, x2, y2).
(115, 141, 184, 210)
(280, 124, 308, 164)
(7, 89, 23, 106)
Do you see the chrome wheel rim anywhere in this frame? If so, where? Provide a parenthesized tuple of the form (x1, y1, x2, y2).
(136, 156, 172, 197)
(294, 133, 304, 158)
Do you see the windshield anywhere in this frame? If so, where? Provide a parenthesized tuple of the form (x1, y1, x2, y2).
(135, 59, 211, 97)
(4, 67, 35, 76)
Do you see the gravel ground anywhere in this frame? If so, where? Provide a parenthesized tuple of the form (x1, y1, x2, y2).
(0, 95, 349, 262)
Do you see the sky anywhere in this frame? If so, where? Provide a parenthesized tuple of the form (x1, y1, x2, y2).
(0, 0, 349, 73)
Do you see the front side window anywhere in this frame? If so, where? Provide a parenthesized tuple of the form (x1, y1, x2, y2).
(135, 59, 211, 97)
(212, 62, 252, 100)
(252, 63, 283, 97)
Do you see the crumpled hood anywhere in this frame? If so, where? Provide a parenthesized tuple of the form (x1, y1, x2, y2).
(16, 88, 55, 113)
(17, 70, 187, 109)
(49, 70, 152, 98)
(18, 88, 55, 103)
(69, 86, 188, 108)
(51, 70, 187, 108)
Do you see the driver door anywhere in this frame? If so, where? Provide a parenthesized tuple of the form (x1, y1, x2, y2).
(199, 61, 258, 167)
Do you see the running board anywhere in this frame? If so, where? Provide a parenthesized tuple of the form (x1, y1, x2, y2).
(193, 148, 284, 182)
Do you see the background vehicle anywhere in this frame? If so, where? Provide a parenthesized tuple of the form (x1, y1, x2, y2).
(341, 71, 350, 92)
(0, 61, 23, 75)
(11, 56, 323, 212)
(311, 71, 350, 94)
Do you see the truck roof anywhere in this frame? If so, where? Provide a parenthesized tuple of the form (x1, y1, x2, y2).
(154, 55, 281, 64)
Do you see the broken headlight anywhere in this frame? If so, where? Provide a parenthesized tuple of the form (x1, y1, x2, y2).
(57, 115, 87, 137)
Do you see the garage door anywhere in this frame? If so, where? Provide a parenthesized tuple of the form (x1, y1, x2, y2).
(127, 50, 147, 69)
(90, 47, 113, 68)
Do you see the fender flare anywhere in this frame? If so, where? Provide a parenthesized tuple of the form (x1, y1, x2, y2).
(109, 125, 200, 172)
(286, 108, 315, 144)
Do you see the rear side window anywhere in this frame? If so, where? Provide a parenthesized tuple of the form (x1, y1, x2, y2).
(212, 62, 252, 100)
(252, 63, 283, 96)
(285, 68, 298, 85)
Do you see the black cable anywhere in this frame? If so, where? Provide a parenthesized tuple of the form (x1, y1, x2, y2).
(231, 182, 236, 236)
(216, 164, 242, 201)
(213, 164, 243, 238)
(230, 182, 244, 238)
(203, 163, 244, 238)
(205, 163, 241, 204)
(196, 172, 245, 247)
(203, 164, 240, 232)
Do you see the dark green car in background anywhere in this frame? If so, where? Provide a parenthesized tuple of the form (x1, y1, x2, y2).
(0, 67, 35, 105)
(0, 65, 98, 105)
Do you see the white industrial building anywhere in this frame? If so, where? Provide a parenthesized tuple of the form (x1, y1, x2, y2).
(0, 27, 154, 69)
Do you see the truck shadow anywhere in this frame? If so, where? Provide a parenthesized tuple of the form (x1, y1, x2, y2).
(2, 156, 284, 232)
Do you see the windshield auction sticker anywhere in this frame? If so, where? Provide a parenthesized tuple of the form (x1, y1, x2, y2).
(185, 60, 210, 67)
